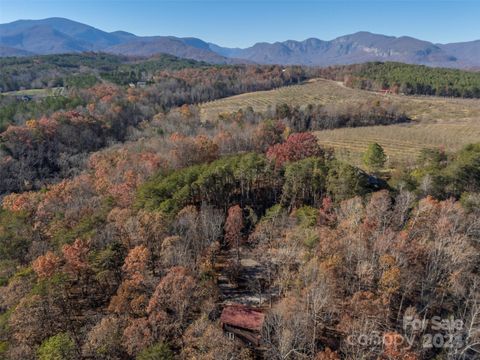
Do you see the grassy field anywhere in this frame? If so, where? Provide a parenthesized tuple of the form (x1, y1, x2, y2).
(200, 79, 480, 166)
(2, 87, 65, 97)
(315, 121, 480, 167)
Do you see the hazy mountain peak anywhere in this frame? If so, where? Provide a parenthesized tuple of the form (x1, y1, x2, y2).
(0, 17, 478, 68)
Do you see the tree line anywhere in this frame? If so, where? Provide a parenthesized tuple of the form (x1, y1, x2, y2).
(317, 61, 480, 98)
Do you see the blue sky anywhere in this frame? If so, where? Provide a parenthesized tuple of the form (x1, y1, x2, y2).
(0, 1, 479, 47)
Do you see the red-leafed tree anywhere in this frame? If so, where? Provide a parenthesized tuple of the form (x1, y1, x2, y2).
(266, 132, 324, 166)
(318, 196, 337, 226)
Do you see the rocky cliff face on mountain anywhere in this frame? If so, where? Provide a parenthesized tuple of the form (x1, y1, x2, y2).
(1, 17, 478, 68)
(211, 32, 465, 67)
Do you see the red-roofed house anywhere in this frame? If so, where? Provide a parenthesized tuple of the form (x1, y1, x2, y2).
(220, 304, 265, 347)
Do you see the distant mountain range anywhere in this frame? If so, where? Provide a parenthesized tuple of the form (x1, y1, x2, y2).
(1, 17, 480, 68)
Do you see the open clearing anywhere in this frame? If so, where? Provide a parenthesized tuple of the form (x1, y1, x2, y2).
(201, 79, 480, 165)
(2, 87, 64, 98)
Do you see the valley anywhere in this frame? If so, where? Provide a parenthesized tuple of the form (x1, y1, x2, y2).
(202, 78, 480, 165)
(1, 16, 480, 357)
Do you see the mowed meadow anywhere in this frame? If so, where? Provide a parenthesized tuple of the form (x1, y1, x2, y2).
(201, 79, 480, 166)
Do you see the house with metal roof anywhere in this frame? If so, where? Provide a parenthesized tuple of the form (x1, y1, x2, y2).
(220, 304, 265, 347)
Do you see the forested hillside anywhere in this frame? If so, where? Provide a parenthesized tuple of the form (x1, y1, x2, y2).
(0, 55, 479, 359)
(319, 62, 480, 97)
(0, 53, 205, 92)
(0, 54, 311, 195)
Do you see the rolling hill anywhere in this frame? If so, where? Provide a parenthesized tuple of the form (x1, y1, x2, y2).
(200, 78, 480, 165)
(0, 45, 34, 57)
(104, 36, 232, 64)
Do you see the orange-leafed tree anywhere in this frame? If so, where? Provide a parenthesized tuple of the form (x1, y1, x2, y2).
(315, 348, 340, 360)
(147, 267, 198, 343)
(32, 251, 61, 279)
(108, 245, 152, 316)
(62, 238, 90, 276)
(122, 245, 151, 286)
(122, 317, 153, 356)
(253, 120, 286, 152)
(224, 205, 243, 260)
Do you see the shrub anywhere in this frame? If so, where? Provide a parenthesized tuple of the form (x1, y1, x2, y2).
(363, 142, 387, 172)
(295, 206, 318, 227)
(460, 192, 480, 213)
(37, 332, 76, 360)
(136, 343, 174, 360)
(262, 204, 285, 222)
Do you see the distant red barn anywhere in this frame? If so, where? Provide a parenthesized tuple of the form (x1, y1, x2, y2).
(220, 304, 265, 346)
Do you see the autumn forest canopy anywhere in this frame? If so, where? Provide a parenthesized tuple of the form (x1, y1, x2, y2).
(0, 53, 479, 360)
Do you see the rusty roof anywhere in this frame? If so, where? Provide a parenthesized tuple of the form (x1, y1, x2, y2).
(220, 304, 265, 332)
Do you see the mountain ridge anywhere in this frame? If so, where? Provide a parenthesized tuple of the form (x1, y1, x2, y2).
(0, 17, 479, 68)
